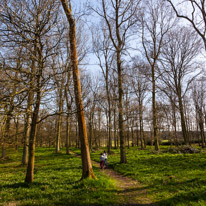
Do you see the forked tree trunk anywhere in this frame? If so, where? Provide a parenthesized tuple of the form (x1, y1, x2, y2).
(22, 39, 36, 165)
(60, 0, 95, 179)
(25, 29, 42, 183)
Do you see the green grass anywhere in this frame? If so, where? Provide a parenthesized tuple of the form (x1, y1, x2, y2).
(78, 146, 206, 206)
(0, 147, 118, 206)
(1, 146, 206, 206)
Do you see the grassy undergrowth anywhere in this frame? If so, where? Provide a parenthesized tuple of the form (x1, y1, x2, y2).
(0, 147, 118, 206)
(71, 146, 206, 206)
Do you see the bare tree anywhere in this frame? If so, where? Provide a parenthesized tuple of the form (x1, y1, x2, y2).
(130, 59, 149, 149)
(92, 23, 114, 153)
(140, 0, 175, 150)
(159, 27, 202, 145)
(92, 0, 141, 163)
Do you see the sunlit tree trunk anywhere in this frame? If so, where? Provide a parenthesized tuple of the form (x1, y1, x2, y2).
(25, 35, 42, 183)
(60, 0, 95, 179)
(56, 88, 63, 153)
(25, 91, 40, 183)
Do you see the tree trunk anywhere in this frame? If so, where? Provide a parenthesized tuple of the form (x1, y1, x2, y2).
(152, 65, 159, 151)
(198, 110, 205, 148)
(88, 117, 93, 150)
(1, 113, 11, 158)
(131, 119, 134, 147)
(178, 95, 189, 145)
(66, 113, 70, 154)
(25, 82, 41, 183)
(56, 84, 64, 153)
(113, 98, 117, 149)
(139, 103, 144, 149)
(60, 0, 95, 179)
(136, 122, 139, 146)
(22, 105, 32, 165)
(117, 50, 126, 163)
(56, 111, 62, 153)
(15, 117, 19, 150)
(25, 26, 42, 183)
(105, 62, 112, 153)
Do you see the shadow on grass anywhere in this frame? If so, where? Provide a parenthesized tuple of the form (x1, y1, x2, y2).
(2, 179, 82, 190)
(2, 181, 50, 189)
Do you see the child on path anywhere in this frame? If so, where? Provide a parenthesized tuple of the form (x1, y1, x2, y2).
(103, 150, 107, 167)
(100, 153, 104, 169)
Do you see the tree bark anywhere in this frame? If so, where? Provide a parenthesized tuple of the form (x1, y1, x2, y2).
(117, 50, 126, 163)
(66, 113, 70, 154)
(15, 116, 19, 150)
(60, 0, 95, 179)
(152, 65, 159, 151)
(25, 24, 42, 183)
(178, 92, 189, 145)
(105, 61, 112, 153)
(56, 101, 63, 153)
(25, 76, 41, 183)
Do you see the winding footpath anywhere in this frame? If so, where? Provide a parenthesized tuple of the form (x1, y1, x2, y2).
(71, 151, 156, 206)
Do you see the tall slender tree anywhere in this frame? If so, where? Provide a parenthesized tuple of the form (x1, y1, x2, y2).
(93, 0, 141, 163)
(140, 0, 175, 150)
(60, 0, 96, 179)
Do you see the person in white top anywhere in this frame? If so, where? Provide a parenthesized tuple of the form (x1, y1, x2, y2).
(103, 150, 107, 167)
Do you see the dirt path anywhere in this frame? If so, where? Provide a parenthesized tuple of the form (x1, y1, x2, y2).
(71, 152, 156, 206)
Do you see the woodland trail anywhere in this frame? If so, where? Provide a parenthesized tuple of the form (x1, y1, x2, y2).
(70, 151, 157, 206)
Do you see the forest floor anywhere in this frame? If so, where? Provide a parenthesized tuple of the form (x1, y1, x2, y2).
(71, 151, 156, 206)
(1, 146, 206, 206)
(94, 162, 155, 205)
(71, 146, 206, 206)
